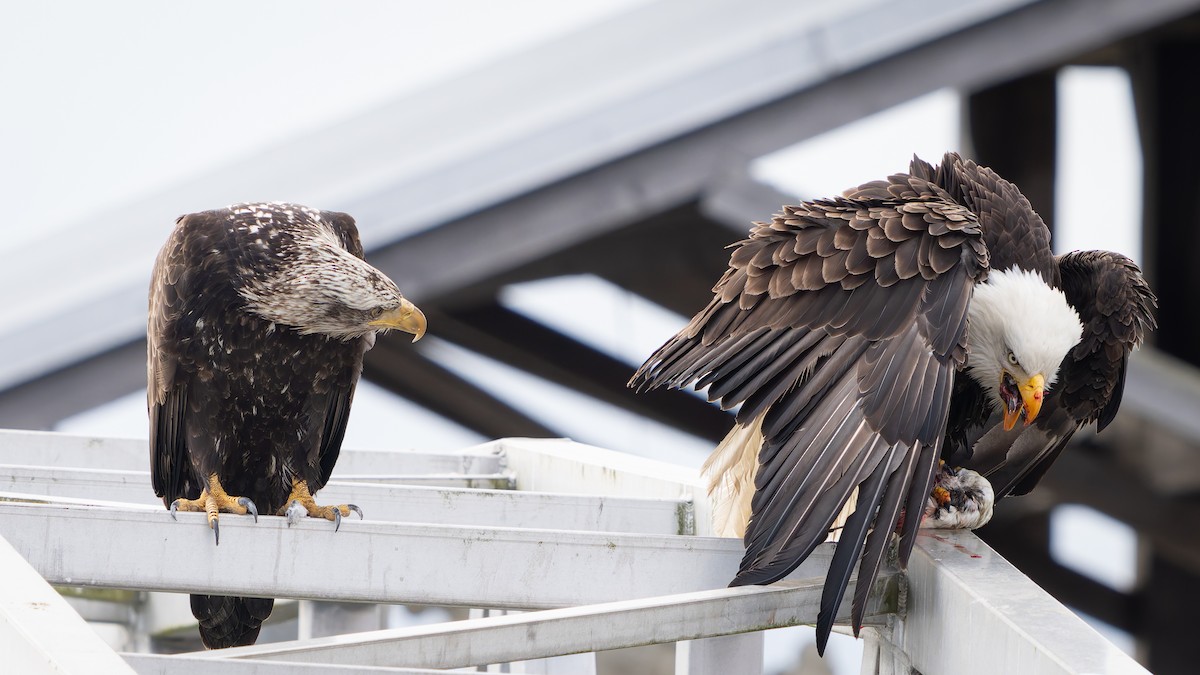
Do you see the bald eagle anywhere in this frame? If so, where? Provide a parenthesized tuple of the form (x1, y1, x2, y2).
(148, 202, 426, 648)
(630, 153, 1155, 652)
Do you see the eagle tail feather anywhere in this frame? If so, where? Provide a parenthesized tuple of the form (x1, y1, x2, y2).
(191, 594, 274, 649)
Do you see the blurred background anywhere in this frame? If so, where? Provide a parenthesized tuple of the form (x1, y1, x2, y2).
(3, 1, 1200, 673)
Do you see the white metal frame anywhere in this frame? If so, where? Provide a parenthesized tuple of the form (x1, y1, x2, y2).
(0, 431, 1149, 674)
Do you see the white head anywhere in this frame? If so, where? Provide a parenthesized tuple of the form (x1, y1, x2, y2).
(965, 267, 1083, 429)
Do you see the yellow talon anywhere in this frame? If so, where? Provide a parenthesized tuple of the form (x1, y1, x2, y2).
(169, 474, 258, 545)
(277, 479, 362, 531)
(932, 486, 951, 506)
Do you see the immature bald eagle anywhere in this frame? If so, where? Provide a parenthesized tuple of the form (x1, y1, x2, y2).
(631, 153, 1154, 652)
(148, 202, 426, 648)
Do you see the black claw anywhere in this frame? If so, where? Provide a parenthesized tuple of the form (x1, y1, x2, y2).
(238, 497, 259, 523)
(211, 518, 220, 546)
(348, 504, 363, 520)
(169, 500, 179, 521)
(333, 509, 342, 533)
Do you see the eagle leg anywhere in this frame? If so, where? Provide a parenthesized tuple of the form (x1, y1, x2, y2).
(278, 479, 362, 532)
(921, 465, 994, 530)
(169, 474, 259, 546)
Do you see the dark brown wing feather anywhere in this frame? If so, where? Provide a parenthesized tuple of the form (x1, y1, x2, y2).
(311, 359, 362, 491)
(148, 215, 204, 505)
(910, 154, 1058, 283)
(631, 167, 988, 651)
(968, 250, 1156, 498)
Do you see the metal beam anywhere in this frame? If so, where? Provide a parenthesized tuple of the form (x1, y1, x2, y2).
(123, 654, 446, 675)
(871, 530, 1149, 675)
(368, 0, 1200, 307)
(0, 339, 146, 430)
(192, 580, 896, 670)
(362, 338, 558, 439)
(572, 206, 746, 317)
(0, 429, 504, 476)
(495, 437, 711, 536)
(0, 501, 835, 609)
(1133, 21, 1200, 368)
(676, 635, 764, 675)
(435, 303, 730, 442)
(697, 170, 801, 233)
(0, 431, 1152, 673)
(1144, 553, 1200, 675)
(447, 202, 748, 316)
(0, 534, 135, 674)
(1034, 444, 1200, 575)
(979, 508, 1140, 632)
(0, 466, 691, 535)
(966, 69, 1059, 232)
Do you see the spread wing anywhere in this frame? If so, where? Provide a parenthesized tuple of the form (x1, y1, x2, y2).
(967, 250, 1156, 497)
(630, 173, 988, 651)
(148, 217, 201, 506)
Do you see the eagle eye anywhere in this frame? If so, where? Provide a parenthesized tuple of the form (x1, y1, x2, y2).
(368, 307, 384, 319)
(1006, 350, 1019, 367)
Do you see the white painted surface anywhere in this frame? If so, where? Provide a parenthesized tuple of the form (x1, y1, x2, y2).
(0, 466, 689, 535)
(676, 634, 765, 675)
(0, 500, 836, 609)
(889, 530, 1150, 675)
(190, 579, 887, 669)
(0, 536, 134, 674)
(123, 653, 450, 675)
(0, 429, 503, 476)
(498, 438, 712, 536)
(0, 434, 1153, 674)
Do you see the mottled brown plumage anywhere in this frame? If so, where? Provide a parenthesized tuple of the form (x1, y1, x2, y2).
(630, 153, 1154, 653)
(148, 202, 425, 648)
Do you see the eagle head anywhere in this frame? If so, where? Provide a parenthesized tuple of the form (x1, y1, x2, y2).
(965, 267, 1083, 430)
(237, 224, 426, 342)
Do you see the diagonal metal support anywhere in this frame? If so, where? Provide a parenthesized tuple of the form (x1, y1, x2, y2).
(191, 579, 897, 670)
(122, 654, 446, 674)
(436, 303, 731, 441)
(364, 337, 558, 439)
(0, 535, 135, 674)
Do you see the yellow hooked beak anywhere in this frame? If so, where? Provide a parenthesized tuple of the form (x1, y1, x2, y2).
(1001, 372, 1045, 431)
(368, 298, 427, 342)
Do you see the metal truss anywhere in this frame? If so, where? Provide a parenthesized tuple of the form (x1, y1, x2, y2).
(0, 432, 1148, 674)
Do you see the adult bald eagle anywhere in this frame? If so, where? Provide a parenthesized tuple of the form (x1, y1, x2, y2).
(630, 153, 1155, 652)
(148, 202, 426, 648)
